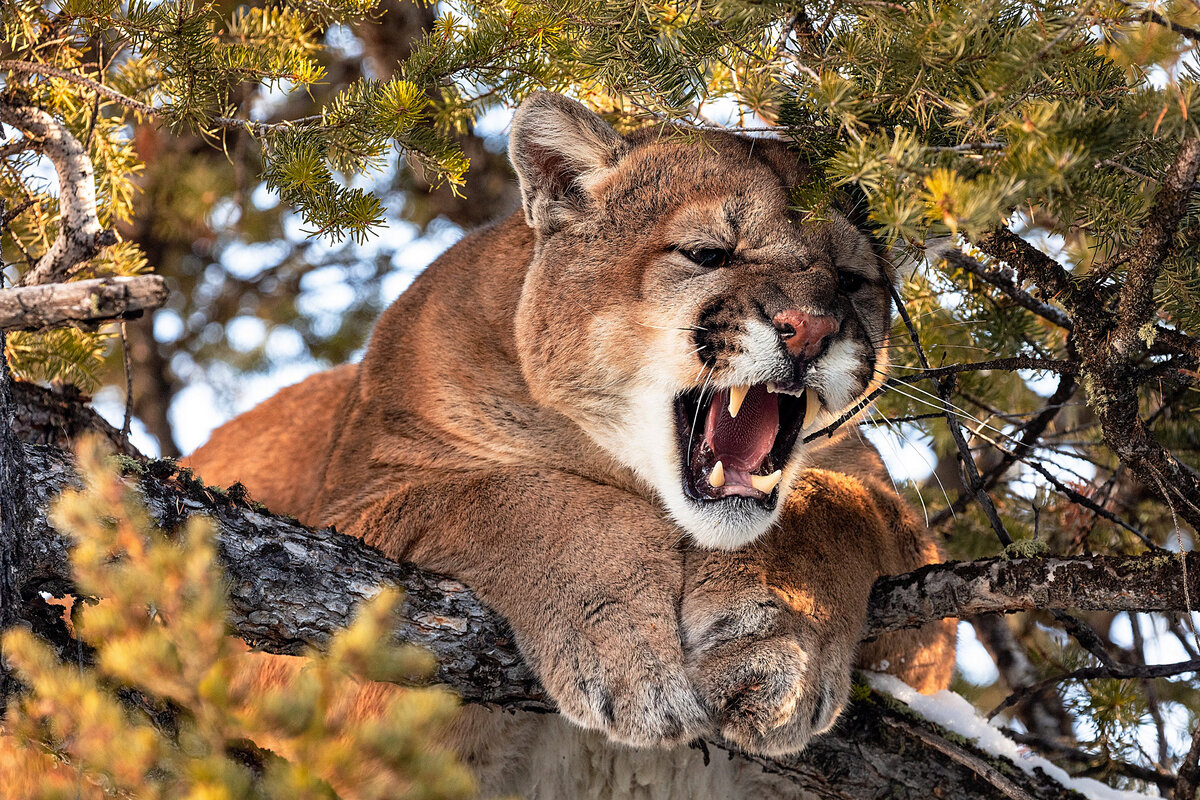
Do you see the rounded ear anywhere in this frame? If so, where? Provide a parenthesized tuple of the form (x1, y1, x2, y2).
(508, 92, 629, 236)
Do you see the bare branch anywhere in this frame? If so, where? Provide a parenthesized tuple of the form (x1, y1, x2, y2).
(0, 276, 168, 332)
(988, 657, 1200, 720)
(1131, 6, 1200, 43)
(972, 614, 1074, 743)
(888, 283, 1013, 545)
(937, 246, 1073, 330)
(0, 100, 117, 285)
(866, 551, 1200, 635)
(930, 374, 1077, 527)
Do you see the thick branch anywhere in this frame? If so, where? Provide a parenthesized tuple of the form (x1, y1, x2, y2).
(0, 101, 117, 285)
(0, 330, 31, 707)
(0, 276, 169, 332)
(12, 442, 1190, 797)
(973, 217, 1200, 530)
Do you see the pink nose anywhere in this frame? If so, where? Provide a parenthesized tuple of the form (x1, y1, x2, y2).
(772, 310, 837, 359)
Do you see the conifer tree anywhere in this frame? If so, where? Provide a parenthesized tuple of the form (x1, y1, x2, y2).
(3, 0, 1200, 795)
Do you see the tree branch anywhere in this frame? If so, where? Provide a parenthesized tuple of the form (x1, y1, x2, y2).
(0, 60, 321, 136)
(937, 246, 1074, 330)
(973, 212, 1200, 530)
(1114, 137, 1200, 357)
(0, 275, 169, 332)
(974, 227, 1083, 310)
(866, 550, 1200, 634)
(0, 100, 118, 285)
(10, 439, 1196, 797)
(0, 329, 30, 709)
(889, 283, 1014, 546)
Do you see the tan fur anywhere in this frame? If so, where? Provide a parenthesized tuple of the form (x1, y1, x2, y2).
(186, 92, 953, 796)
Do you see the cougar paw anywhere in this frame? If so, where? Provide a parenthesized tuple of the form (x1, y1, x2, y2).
(547, 646, 709, 749)
(690, 636, 849, 757)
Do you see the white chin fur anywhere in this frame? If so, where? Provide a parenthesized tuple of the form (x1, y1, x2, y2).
(662, 490, 784, 551)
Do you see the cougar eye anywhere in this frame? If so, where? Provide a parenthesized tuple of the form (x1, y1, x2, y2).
(837, 270, 866, 293)
(680, 247, 732, 269)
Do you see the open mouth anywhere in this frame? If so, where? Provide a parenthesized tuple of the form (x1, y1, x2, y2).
(674, 381, 821, 510)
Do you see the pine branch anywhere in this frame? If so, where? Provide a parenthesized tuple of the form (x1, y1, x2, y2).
(973, 227, 1082, 310)
(936, 246, 1074, 330)
(0, 276, 168, 333)
(0, 60, 157, 117)
(0, 100, 118, 286)
(0, 60, 319, 135)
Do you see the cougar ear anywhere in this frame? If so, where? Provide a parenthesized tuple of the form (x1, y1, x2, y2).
(509, 92, 628, 236)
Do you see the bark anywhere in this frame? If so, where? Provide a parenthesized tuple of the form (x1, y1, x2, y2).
(0, 101, 117, 286)
(10, 380, 137, 455)
(10, 439, 1198, 797)
(0, 276, 168, 332)
(866, 550, 1200, 634)
(0, 330, 32, 707)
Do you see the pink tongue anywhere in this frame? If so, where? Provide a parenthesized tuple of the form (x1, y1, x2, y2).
(704, 386, 779, 471)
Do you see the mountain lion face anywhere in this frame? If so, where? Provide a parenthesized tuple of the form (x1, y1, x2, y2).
(511, 94, 894, 549)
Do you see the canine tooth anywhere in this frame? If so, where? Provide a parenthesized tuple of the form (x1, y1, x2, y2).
(803, 388, 822, 430)
(750, 470, 783, 494)
(728, 385, 749, 418)
(709, 461, 726, 488)
(767, 381, 777, 393)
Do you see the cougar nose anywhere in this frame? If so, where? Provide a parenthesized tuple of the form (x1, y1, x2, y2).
(772, 310, 837, 359)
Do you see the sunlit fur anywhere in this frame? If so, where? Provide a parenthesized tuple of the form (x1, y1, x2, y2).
(186, 93, 955, 797)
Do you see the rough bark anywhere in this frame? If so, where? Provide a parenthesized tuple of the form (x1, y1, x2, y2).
(866, 550, 1200, 635)
(0, 331, 31, 707)
(10, 442, 1196, 797)
(10, 380, 138, 455)
(0, 276, 168, 332)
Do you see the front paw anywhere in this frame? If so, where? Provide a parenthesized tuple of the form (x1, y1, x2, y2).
(682, 593, 854, 756)
(531, 627, 709, 749)
(689, 634, 850, 756)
